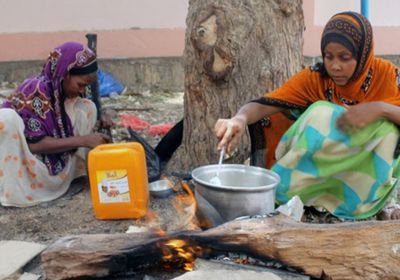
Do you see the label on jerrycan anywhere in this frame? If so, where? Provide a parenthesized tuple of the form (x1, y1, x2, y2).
(96, 169, 131, 203)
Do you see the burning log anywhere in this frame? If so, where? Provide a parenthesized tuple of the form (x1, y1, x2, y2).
(41, 214, 400, 280)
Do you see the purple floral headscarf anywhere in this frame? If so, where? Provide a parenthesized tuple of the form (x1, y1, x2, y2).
(2, 42, 97, 175)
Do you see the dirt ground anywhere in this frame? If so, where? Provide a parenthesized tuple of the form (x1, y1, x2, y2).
(0, 90, 186, 245)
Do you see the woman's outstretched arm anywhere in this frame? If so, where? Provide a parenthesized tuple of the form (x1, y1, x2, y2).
(28, 133, 111, 155)
(214, 102, 283, 152)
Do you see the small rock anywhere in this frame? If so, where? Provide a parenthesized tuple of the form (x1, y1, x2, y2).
(19, 272, 41, 280)
(126, 225, 149, 233)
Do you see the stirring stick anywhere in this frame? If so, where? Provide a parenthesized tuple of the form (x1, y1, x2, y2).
(216, 147, 225, 177)
(210, 147, 225, 185)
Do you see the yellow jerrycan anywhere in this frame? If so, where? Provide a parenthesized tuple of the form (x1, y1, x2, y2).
(88, 142, 149, 219)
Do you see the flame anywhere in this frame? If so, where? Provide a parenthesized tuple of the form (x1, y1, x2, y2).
(159, 238, 203, 271)
(175, 181, 219, 229)
(166, 239, 187, 247)
(170, 181, 200, 231)
(133, 177, 200, 235)
(144, 178, 212, 271)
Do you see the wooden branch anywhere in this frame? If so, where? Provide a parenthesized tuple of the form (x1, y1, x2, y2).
(198, 215, 400, 280)
(41, 214, 400, 280)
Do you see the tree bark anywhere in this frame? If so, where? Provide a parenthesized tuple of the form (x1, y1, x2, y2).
(168, 0, 304, 172)
(41, 215, 400, 280)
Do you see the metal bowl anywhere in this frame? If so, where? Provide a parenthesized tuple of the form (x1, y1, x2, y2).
(191, 164, 280, 226)
(149, 179, 174, 198)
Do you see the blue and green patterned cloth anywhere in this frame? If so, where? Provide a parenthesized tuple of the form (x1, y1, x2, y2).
(273, 101, 399, 220)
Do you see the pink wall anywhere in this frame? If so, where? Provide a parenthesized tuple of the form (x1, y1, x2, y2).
(1, 0, 400, 62)
(0, 29, 185, 61)
(0, 0, 188, 32)
(0, 0, 187, 61)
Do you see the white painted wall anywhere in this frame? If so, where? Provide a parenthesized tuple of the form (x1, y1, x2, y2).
(0, 0, 189, 33)
(314, 0, 400, 26)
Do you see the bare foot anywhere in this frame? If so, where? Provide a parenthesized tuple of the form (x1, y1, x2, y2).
(377, 206, 400, 220)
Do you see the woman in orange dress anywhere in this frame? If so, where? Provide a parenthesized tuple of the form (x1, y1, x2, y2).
(215, 12, 400, 220)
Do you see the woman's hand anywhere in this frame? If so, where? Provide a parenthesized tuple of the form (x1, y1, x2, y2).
(81, 133, 111, 148)
(214, 102, 282, 152)
(97, 114, 114, 129)
(214, 116, 247, 153)
(95, 111, 115, 131)
(336, 102, 384, 132)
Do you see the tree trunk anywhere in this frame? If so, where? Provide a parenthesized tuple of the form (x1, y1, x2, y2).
(41, 215, 400, 280)
(168, 0, 304, 172)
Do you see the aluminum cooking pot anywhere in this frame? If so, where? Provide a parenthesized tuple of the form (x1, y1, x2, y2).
(191, 164, 280, 227)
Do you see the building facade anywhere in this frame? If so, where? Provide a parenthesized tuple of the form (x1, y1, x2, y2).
(1, 0, 400, 62)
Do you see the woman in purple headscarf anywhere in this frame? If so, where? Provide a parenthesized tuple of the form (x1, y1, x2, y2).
(0, 41, 111, 207)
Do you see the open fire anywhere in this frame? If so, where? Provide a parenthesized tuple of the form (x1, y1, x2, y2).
(158, 238, 204, 271)
(153, 179, 206, 271)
